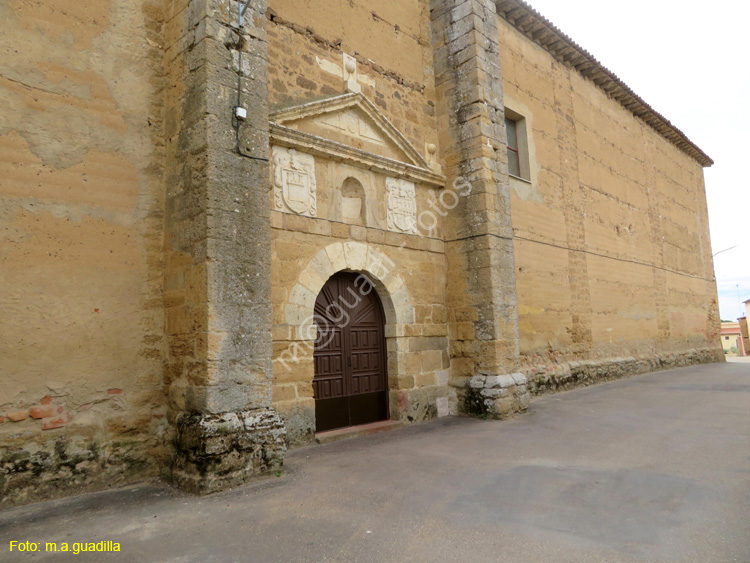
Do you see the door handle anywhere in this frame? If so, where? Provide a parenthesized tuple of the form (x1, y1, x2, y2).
(348, 357, 352, 367)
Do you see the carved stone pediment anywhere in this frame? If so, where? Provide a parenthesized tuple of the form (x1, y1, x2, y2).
(269, 93, 445, 188)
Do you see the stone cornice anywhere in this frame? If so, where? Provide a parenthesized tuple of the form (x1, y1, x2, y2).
(269, 124, 446, 188)
(496, 0, 713, 167)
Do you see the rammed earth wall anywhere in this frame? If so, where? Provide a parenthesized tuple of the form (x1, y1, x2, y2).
(495, 13, 722, 379)
(0, 0, 169, 507)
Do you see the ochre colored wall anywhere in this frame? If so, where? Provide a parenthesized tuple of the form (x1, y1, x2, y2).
(496, 16, 721, 372)
(266, 0, 450, 443)
(268, 0, 429, 88)
(0, 0, 168, 506)
(266, 0, 437, 148)
(720, 323, 741, 352)
(0, 0, 723, 506)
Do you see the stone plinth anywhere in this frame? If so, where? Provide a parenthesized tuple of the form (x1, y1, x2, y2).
(173, 409, 286, 494)
(459, 373, 530, 419)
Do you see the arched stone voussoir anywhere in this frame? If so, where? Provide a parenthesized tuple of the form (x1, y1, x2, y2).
(285, 242, 415, 328)
(342, 241, 368, 271)
(298, 251, 335, 293)
(288, 283, 317, 310)
(324, 242, 347, 272)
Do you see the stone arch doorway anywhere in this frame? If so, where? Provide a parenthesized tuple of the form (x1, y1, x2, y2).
(313, 271, 389, 432)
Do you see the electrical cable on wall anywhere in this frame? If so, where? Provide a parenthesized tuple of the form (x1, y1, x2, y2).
(233, 0, 268, 161)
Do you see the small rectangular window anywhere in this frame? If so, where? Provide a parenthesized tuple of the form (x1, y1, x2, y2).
(504, 109, 531, 181)
(505, 117, 521, 178)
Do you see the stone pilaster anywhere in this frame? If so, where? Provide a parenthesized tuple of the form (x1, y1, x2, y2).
(430, 0, 528, 418)
(163, 0, 285, 493)
(551, 64, 594, 356)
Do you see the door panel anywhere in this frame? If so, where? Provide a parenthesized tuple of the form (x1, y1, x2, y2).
(312, 327, 344, 400)
(349, 392, 388, 427)
(313, 272, 388, 432)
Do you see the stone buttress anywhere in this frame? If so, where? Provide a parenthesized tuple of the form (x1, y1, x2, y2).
(163, 0, 285, 493)
(430, 0, 529, 418)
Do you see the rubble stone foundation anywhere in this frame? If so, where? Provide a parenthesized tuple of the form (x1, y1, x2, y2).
(173, 409, 286, 494)
(525, 348, 725, 395)
(460, 373, 531, 419)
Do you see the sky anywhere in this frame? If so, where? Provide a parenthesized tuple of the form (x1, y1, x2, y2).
(522, 0, 750, 321)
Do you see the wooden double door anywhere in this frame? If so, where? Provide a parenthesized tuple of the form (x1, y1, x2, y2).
(313, 272, 389, 432)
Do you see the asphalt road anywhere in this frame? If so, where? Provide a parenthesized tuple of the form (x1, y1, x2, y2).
(2, 360, 749, 562)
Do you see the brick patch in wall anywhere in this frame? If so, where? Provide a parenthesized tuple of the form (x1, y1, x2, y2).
(7, 410, 29, 422)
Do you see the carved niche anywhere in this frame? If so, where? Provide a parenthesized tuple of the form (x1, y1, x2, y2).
(272, 146, 317, 217)
(386, 177, 417, 234)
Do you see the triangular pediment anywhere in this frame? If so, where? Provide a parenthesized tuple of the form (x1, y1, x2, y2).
(270, 93, 430, 170)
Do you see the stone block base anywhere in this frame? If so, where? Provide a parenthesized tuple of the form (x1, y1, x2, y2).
(391, 385, 452, 424)
(275, 398, 316, 447)
(173, 408, 286, 494)
(458, 373, 530, 419)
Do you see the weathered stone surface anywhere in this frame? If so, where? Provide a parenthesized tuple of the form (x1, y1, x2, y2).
(161, 0, 288, 492)
(431, 0, 524, 421)
(390, 385, 450, 424)
(524, 348, 725, 395)
(459, 371, 529, 419)
(173, 408, 287, 494)
(1, 437, 154, 509)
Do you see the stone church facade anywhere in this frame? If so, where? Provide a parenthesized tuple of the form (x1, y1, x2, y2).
(1, 0, 721, 506)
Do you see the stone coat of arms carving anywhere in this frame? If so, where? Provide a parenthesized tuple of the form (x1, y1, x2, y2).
(386, 177, 417, 234)
(272, 146, 317, 217)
